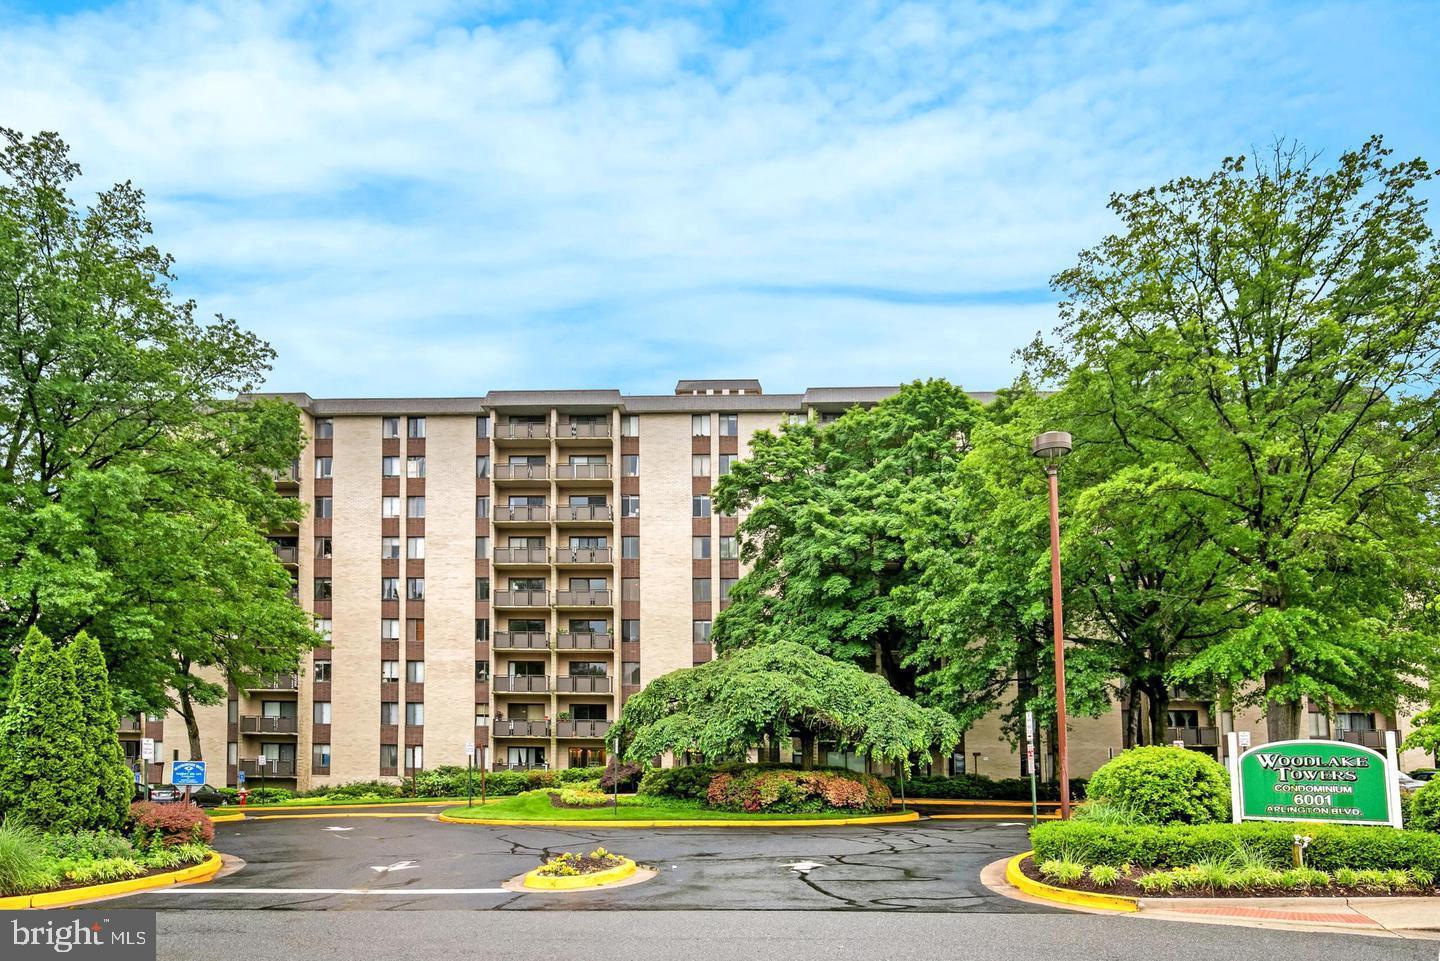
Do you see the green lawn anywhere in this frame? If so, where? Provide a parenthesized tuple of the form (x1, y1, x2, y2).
(441, 792, 885, 822)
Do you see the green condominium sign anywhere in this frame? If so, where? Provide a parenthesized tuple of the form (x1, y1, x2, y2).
(1231, 737, 1402, 828)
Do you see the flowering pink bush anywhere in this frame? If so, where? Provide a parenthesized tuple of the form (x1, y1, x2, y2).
(704, 768, 892, 813)
(128, 802, 214, 846)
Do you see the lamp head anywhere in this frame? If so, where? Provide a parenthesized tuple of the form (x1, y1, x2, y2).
(1031, 431, 1073, 463)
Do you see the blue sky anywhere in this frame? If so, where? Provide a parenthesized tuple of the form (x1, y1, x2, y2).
(2, 0, 1437, 397)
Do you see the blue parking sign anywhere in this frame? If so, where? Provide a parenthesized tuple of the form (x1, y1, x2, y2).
(172, 760, 206, 786)
(237, 770, 246, 784)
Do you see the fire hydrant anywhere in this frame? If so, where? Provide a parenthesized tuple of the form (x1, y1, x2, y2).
(239, 788, 249, 808)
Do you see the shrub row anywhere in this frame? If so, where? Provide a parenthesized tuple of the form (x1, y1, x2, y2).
(706, 769, 892, 813)
(1030, 820, 1440, 874)
(884, 773, 1087, 802)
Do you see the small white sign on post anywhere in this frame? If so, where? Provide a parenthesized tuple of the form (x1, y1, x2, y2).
(257, 755, 267, 768)
(464, 741, 475, 758)
(141, 737, 155, 762)
(1237, 731, 1252, 749)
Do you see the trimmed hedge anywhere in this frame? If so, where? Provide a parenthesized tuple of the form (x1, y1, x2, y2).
(1030, 820, 1440, 874)
(1407, 780, 1440, 833)
(128, 802, 215, 847)
(886, 773, 1087, 802)
(706, 769, 891, 813)
(1085, 746, 1230, 824)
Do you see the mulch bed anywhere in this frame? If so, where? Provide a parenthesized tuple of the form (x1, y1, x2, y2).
(1018, 856, 1439, 900)
(11, 856, 211, 898)
(539, 854, 625, 876)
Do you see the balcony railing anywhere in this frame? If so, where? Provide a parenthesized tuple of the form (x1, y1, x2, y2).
(554, 504, 613, 522)
(555, 547, 612, 564)
(557, 675, 612, 694)
(557, 632, 614, 650)
(272, 544, 299, 565)
(1335, 729, 1393, 749)
(497, 422, 550, 440)
(493, 463, 549, 481)
(493, 720, 550, 737)
(494, 590, 549, 608)
(492, 761, 549, 770)
(240, 715, 299, 735)
(118, 716, 143, 734)
(493, 547, 548, 564)
(494, 675, 550, 693)
(1165, 726, 1220, 748)
(558, 421, 611, 439)
(555, 463, 612, 480)
(555, 590, 612, 607)
(493, 631, 550, 650)
(494, 505, 549, 523)
(557, 719, 612, 738)
(270, 462, 301, 486)
(249, 672, 301, 692)
(238, 758, 298, 778)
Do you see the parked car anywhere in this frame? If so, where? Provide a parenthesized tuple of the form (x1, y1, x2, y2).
(1409, 769, 1436, 783)
(1397, 771, 1426, 791)
(189, 783, 229, 807)
(147, 783, 183, 804)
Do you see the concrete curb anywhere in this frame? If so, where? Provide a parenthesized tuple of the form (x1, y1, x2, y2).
(438, 809, 922, 829)
(0, 851, 224, 910)
(522, 857, 638, 890)
(210, 813, 246, 823)
(1004, 852, 1139, 913)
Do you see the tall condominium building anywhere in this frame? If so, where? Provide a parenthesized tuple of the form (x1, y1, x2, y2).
(117, 378, 1431, 789)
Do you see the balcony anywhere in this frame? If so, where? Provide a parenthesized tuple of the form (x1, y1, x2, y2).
(554, 504, 613, 523)
(555, 463, 612, 480)
(493, 547, 548, 565)
(272, 544, 299, 565)
(270, 462, 301, 488)
(496, 422, 550, 440)
(249, 672, 301, 692)
(493, 463, 549, 481)
(494, 505, 549, 523)
(1335, 729, 1393, 749)
(555, 590, 612, 607)
(1165, 726, 1220, 748)
(493, 720, 550, 738)
(557, 632, 614, 651)
(118, 716, 143, 735)
(493, 631, 550, 650)
(494, 590, 549, 608)
(557, 675, 613, 694)
(238, 758, 298, 778)
(555, 547, 613, 564)
(493, 761, 549, 770)
(557, 719, 612, 738)
(557, 421, 611, 440)
(240, 715, 300, 736)
(494, 675, 550, 693)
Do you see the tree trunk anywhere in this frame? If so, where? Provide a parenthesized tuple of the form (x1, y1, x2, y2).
(799, 732, 815, 770)
(1122, 685, 1143, 749)
(1264, 670, 1302, 741)
(177, 688, 204, 761)
(1147, 684, 1170, 748)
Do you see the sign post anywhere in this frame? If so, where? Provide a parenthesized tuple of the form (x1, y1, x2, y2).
(479, 746, 488, 807)
(465, 740, 475, 809)
(172, 760, 206, 805)
(1025, 710, 1039, 827)
(1231, 737, 1400, 828)
(257, 754, 267, 797)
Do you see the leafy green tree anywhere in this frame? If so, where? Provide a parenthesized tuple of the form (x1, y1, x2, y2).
(613, 641, 960, 769)
(1035, 137, 1440, 739)
(0, 128, 320, 751)
(69, 632, 135, 830)
(0, 629, 88, 831)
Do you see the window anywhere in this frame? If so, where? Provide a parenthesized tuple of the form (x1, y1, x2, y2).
(622, 661, 640, 685)
(475, 536, 489, 559)
(475, 710, 489, 727)
(381, 618, 400, 640)
(1336, 712, 1377, 732)
(408, 417, 426, 439)
(693, 620, 712, 642)
(381, 536, 400, 559)
(622, 578, 640, 602)
(568, 660, 608, 677)
(475, 660, 490, 681)
(315, 418, 334, 439)
(315, 536, 332, 558)
(476, 496, 490, 518)
(1167, 710, 1199, 729)
(314, 577, 332, 600)
(621, 414, 639, 437)
(228, 741, 238, 765)
(572, 704, 608, 721)
(692, 496, 711, 517)
(692, 454, 711, 476)
(787, 413, 806, 425)
(719, 413, 738, 436)
(380, 744, 399, 769)
(720, 578, 738, 602)
(621, 495, 640, 518)
(693, 536, 711, 559)
(475, 577, 490, 600)
(313, 660, 332, 682)
(312, 743, 331, 768)
(720, 535, 739, 560)
(382, 417, 400, 438)
(228, 699, 238, 723)
(407, 536, 425, 559)
(718, 453, 736, 475)
(315, 456, 333, 478)
(381, 496, 400, 517)
(313, 701, 332, 724)
(621, 454, 639, 476)
(622, 536, 640, 559)
(407, 618, 424, 641)
(316, 496, 332, 519)
(692, 414, 711, 436)
(476, 455, 490, 477)
(406, 660, 425, 683)
(693, 578, 711, 602)
(382, 456, 400, 477)
(407, 496, 425, 518)
(621, 619, 640, 642)
(380, 701, 399, 724)
(406, 702, 425, 726)
(407, 577, 425, 600)
(476, 415, 490, 438)
(407, 455, 426, 478)
(383, 577, 402, 600)
(404, 745, 423, 769)
(475, 618, 490, 641)
(314, 618, 332, 642)
(381, 660, 399, 682)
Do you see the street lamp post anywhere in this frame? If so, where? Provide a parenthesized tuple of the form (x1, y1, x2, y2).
(1032, 430, 1073, 820)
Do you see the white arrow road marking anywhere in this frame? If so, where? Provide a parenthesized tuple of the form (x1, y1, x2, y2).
(324, 827, 354, 832)
(158, 887, 508, 895)
(370, 860, 418, 873)
(785, 861, 825, 873)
